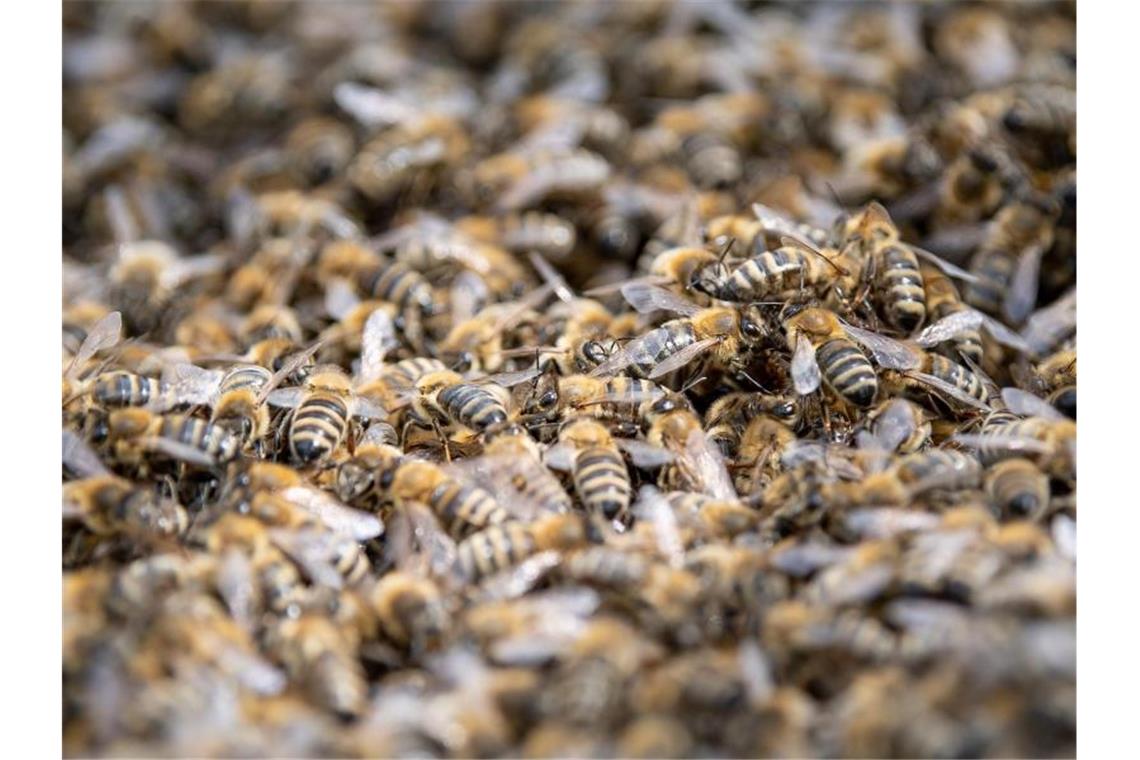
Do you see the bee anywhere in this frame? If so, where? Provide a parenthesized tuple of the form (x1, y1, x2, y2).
(785, 307, 881, 408)
(267, 365, 388, 465)
(893, 449, 983, 496)
(882, 349, 992, 413)
(954, 398, 1075, 481)
(985, 458, 1050, 520)
(156, 362, 276, 453)
(732, 415, 800, 498)
(919, 263, 984, 364)
(284, 116, 356, 187)
(525, 373, 666, 435)
(267, 614, 368, 720)
(965, 197, 1058, 322)
(411, 369, 511, 434)
(546, 418, 634, 527)
(1014, 348, 1076, 419)
(705, 392, 801, 457)
(103, 408, 242, 470)
(456, 513, 591, 582)
(859, 398, 930, 455)
(933, 147, 1009, 227)
(657, 491, 758, 541)
(638, 394, 736, 509)
(465, 145, 611, 211)
(456, 211, 578, 263)
(108, 241, 226, 335)
(449, 424, 575, 518)
(590, 283, 767, 382)
(369, 571, 449, 654)
(348, 114, 470, 204)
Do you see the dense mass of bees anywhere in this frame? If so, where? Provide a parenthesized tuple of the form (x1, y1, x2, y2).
(63, 2, 1076, 757)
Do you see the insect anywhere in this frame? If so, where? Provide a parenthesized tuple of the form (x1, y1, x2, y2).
(641, 392, 737, 502)
(456, 513, 591, 583)
(546, 418, 636, 528)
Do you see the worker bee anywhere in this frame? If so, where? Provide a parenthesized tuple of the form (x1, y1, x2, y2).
(102, 408, 242, 470)
(965, 197, 1058, 323)
(266, 613, 368, 719)
(919, 263, 985, 364)
(284, 116, 356, 187)
(456, 513, 592, 583)
(545, 418, 635, 528)
(465, 144, 611, 211)
(369, 571, 449, 655)
(953, 390, 1075, 481)
(1013, 348, 1076, 419)
(410, 369, 512, 435)
(108, 241, 227, 334)
(985, 458, 1051, 520)
(705, 392, 801, 457)
(456, 211, 578, 262)
(589, 283, 767, 382)
(348, 114, 470, 204)
(448, 424, 575, 518)
(523, 373, 666, 436)
(858, 399, 930, 455)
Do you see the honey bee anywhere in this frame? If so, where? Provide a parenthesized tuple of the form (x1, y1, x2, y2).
(410, 369, 512, 435)
(456, 211, 578, 263)
(933, 146, 1009, 227)
(985, 458, 1050, 520)
(456, 513, 591, 583)
(369, 571, 449, 655)
(965, 197, 1058, 322)
(639, 392, 737, 505)
(918, 263, 985, 364)
(284, 116, 356, 188)
(348, 114, 470, 204)
(893, 449, 983, 496)
(859, 398, 930, 455)
(784, 307, 887, 408)
(954, 391, 1075, 481)
(524, 373, 665, 435)
(1014, 348, 1076, 419)
(108, 241, 226, 334)
(266, 613, 368, 719)
(705, 392, 801, 457)
(881, 348, 993, 414)
(103, 408, 242, 470)
(590, 283, 767, 382)
(466, 145, 611, 212)
(546, 418, 634, 528)
(156, 362, 276, 453)
(448, 424, 575, 518)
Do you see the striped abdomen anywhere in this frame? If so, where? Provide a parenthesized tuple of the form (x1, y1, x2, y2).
(704, 248, 803, 301)
(158, 414, 241, 464)
(289, 391, 349, 463)
(362, 262, 433, 312)
(629, 321, 697, 378)
(965, 248, 1015, 315)
(500, 212, 576, 258)
(456, 523, 537, 581)
(572, 445, 631, 523)
(381, 358, 448, 392)
(894, 450, 981, 493)
(93, 371, 165, 408)
(985, 459, 1049, 519)
(330, 536, 371, 586)
(437, 383, 508, 431)
(877, 245, 926, 332)
(817, 339, 877, 408)
(428, 479, 511, 539)
(219, 365, 272, 397)
(926, 355, 988, 404)
(587, 377, 663, 422)
(933, 302, 984, 365)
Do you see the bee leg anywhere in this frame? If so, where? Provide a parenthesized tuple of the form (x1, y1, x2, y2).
(432, 420, 452, 463)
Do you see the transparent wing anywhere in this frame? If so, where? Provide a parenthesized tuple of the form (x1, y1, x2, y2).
(915, 310, 984, 347)
(769, 540, 854, 577)
(583, 275, 673, 297)
(527, 252, 574, 303)
(266, 388, 307, 409)
(905, 371, 993, 412)
(159, 363, 224, 408)
(951, 433, 1052, 455)
(589, 334, 655, 378)
(978, 312, 1032, 354)
(140, 437, 218, 468)
(910, 244, 981, 284)
(791, 334, 821, 395)
(269, 528, 347, 590)
(352, 396, 389, 421)
(1022, 288, 1076, 356)
(868, 399, 916, 453)
(841, 322, 922, 369)
(620, 282, 701, 317)
(255, 340, 325, 404)
(779, 235, 849, 276)
(447, 454, 570, 518)
(616, 439, 676, 469)
(472, 551, 562, 602)
(334, 81, 420, 128)
(216, 548, 257, 632)
(543, 442, 575, 472)
(405, 501, 459, 580)
(481, 367, 543, 388)
(104, 185, 138, 244)
(449, 270, 489, 324)
(842, 507, 940, 539)
(359, 309, 398, 383)
(65, 310, 122, 380)
(684, 429, 737, 501)
(164, 253, 227, 289)
(648, 337, 718, 379)
(62, 429, 110, 478)
(324, 277, 361, 321)
(1000, 387, 1065, 421)
(634, 486, 685, 568)
(280, 485, 384, 541)
(1004, 243, 1044, 325)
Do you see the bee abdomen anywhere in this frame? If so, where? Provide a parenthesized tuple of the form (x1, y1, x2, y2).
(290, 394, 349, 462)
(880, 247, 926, 331)
(965, 249, 1015, 314)
(573, 446, 631, 520)
(220, 365, 272, 396)
(438, 383, 507, 431)
(429, 480, 510, 539)
(93, 371, 164, 408)
(928, 355, 987, 402)
(363, 262, 432, 311)
(159, 414, 241, 463)
(633, 322, 696, 377)
(383, 358, 448, 390)
(457, 523, 536, 581)
(817, 339, 877, 408)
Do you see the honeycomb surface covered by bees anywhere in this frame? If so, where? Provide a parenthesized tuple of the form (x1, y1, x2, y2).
(63, 2, 1075, 757)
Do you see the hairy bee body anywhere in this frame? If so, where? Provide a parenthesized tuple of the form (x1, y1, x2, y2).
(559, 419, 632, 525)
(924, 354, 988, 404)
(985, 458, 1050, 519)
(437, 383, 509, 432)
(893, 449, 982, 494)
(92, 371, 166, 408)
(369, 572, 449, 651)
(877, 244, 926, 331)
(65, 476, 189, 538)
(380, 358, 450, 393)
(817, 338, 878, 408)
(695, 246, 830, 302)
(158, 413, 242, 464)
(289, 391, 350, 464)
(360, 260, 435, 314)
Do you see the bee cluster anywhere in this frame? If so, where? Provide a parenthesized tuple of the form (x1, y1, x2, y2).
(63, 2, 1076, 757)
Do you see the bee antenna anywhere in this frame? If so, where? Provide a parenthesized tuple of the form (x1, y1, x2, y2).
(680, 374, 706, 394)
(739, 370, 768, 392)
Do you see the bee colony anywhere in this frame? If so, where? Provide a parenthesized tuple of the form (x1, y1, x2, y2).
(63, 2, 1076, 757)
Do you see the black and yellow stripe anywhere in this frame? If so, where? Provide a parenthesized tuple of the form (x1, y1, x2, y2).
(219, 365, 272, 396)
(93, 371, 165, 408)
(381, 358, 448, 391)
(817, 338, 877, 408)
(457, 523, 536, 581)
(428, 479, 511, 539)
(894, 450, 981, 491)
(630, 321, 696, 378)
(926, 355, 988, 403)
(965, 248, 1015, 315)
(437, 383, 508, 431)
(362, 261, 433, 312)
(158, 413, 241, 463)
(878, 244, 926, 332)
(289, 392, 349, 463)
(573, 446, 631, 522)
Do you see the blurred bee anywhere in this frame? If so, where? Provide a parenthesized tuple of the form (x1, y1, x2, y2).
(456, 211, 578, 263)
(858, 398, 930, 455)
(1013, 348, 1076, 419)
(893, 449, 983, 496)
(919, 263, 984, 364)
(108, 241, 226, 335)
(267, 614, 368, 719)
(456, 513, 591, 582)
(641, 392, 737, 502)
(103, 408, 242, 470)
(589, 283, 767, 382)
(985, 458, 1050, 521)
(654, 490, 758, 542)
(285, 116, 356, 187)
(369, 571, 449, 655)
(179, 52, 293, 135)
(933, 147, 1009, 227)
(965, 197, 1058, 323)
(348, 114, 471, 204)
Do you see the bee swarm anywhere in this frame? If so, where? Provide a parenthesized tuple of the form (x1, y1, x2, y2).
(63, 2, 1076, 757)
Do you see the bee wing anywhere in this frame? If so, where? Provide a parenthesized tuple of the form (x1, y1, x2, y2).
(62, 430, 110, 478)
(280, 486, 384, 541)
(909, 244, 982, 284)
(139, 437, 218, 468)
(217, 548, 257, 632)
(617, 439, 676, 469)
(791, 334, 821, 395)
(1022, 288, 1076, 356)
(162, 253, 227, 290)
(620, 282, 701, 317)
(481, 367, 543, 388)
(842, 508, 941, 539)
(450, 269, 490, 324)
(351, 396, 389, 421)
(158, 363, 224, 409)
(904, 371, 993, 412)
(685, 429, 738, 501)
(473, 551, 563, 602)
(588, 337, 649, 378)
(527, 251, 574, 303)
(915, 310, 984, 347)
(634, 486, 685, 568)
(840, 322, 922, 369)
(104, 185, 138, 244)
(359, 309, 398, 384)
(448, 454, 569, 519)
(1004, 243, 1044, 325)
(266, 388, 307, 409)
(648, 337, 719, 379)
(863, 402, 915, 455)
(324, 277, 361, 321)
(269, 529, 346, 590)
(592, 388, 667, 405)
(951, 433, 1052, 455)
(334, 81, 420, 127)
(583, 275, 673, 297)
(1000, 387, 1065, 421)
(255, 340, 326, 405)
(770, 540, 854, 577)
(65, 310, 122, 380)
(543, 442, 575, 472)
(978, 313, 1031, 354)
(405, 501, 459, 579)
